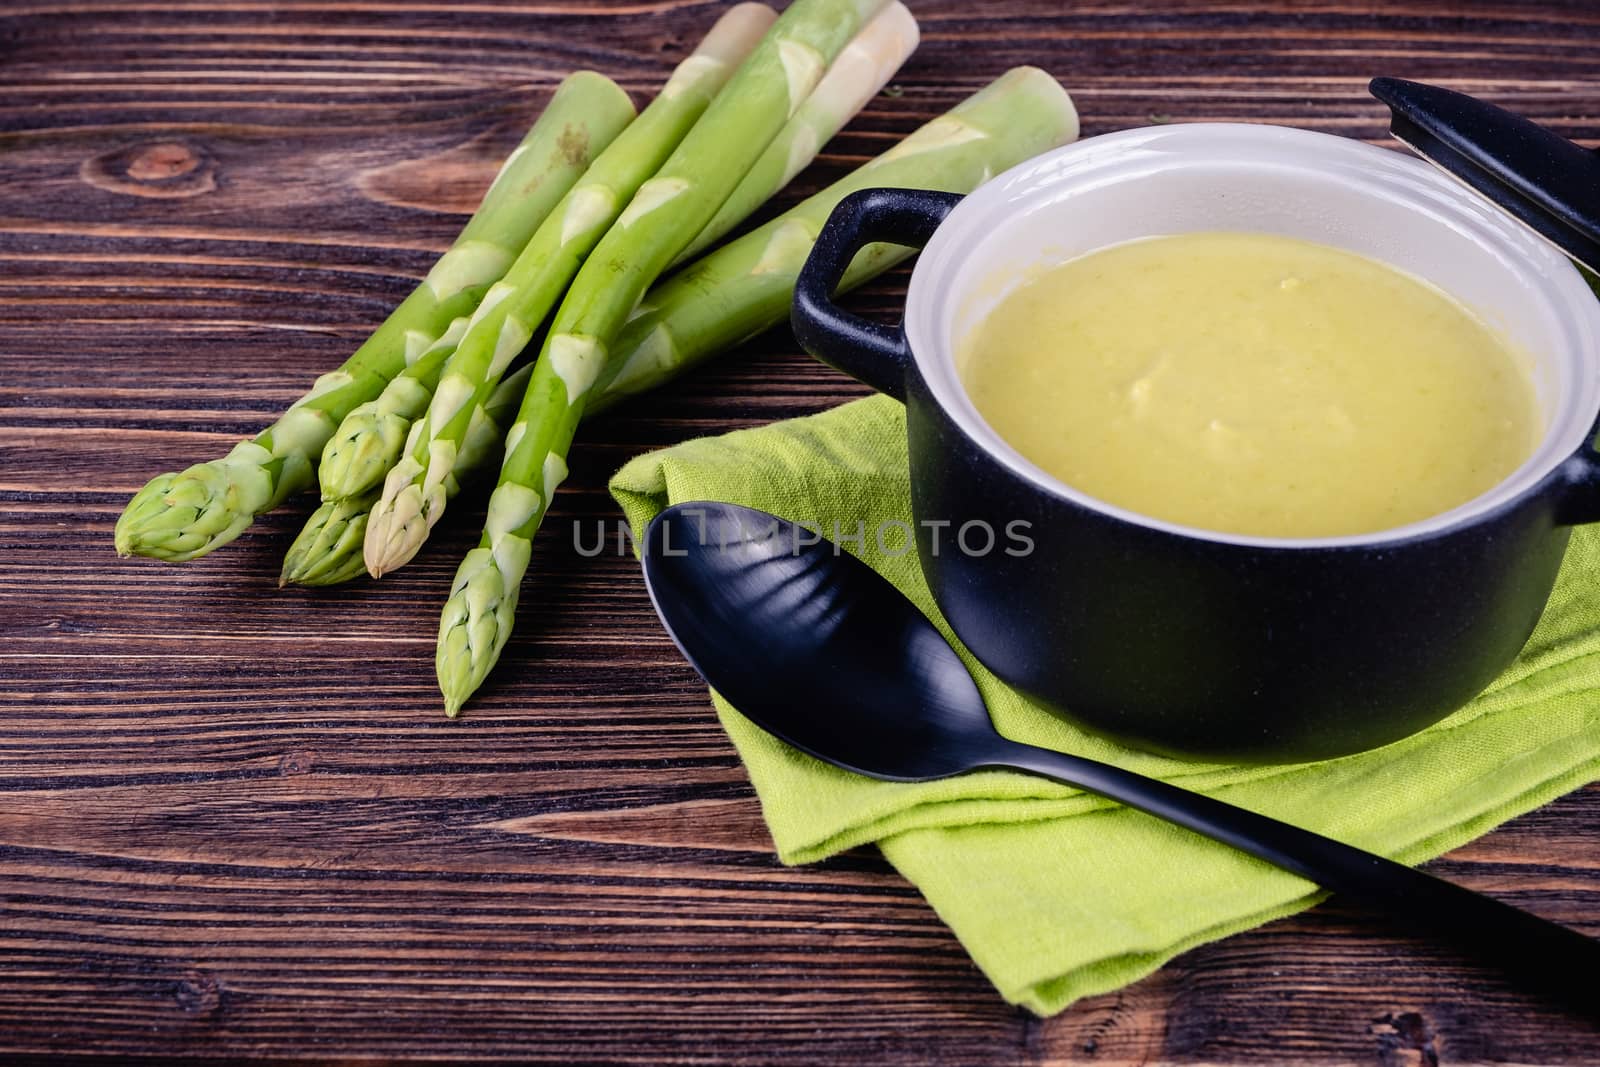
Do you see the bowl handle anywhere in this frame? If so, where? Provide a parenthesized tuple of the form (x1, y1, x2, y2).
(792, 187, 963, 401)
(1554, 413, 1600, 525)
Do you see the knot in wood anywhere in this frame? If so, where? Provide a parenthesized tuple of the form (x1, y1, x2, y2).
(81, 140, 217, 199)
(174, 969, 223, 1016)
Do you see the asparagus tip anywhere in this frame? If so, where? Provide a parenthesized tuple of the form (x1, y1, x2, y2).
(361, 493, 429, 579)
(113, 459, 271, 562)
(440, 662, 472, 717)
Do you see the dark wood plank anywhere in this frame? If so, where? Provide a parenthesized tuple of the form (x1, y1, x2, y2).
(2, 0, 1599, 1062)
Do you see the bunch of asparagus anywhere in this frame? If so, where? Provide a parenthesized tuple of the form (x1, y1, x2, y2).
(115, 0, 1080, 716)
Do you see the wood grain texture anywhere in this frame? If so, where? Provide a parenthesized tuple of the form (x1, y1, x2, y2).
(3, 0, 1600, 1062)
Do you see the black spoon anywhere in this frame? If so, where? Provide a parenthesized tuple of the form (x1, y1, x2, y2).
(641, 501, 1600, 1008)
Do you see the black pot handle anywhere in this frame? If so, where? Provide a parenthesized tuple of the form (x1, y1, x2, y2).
(1554, 411, 1600, 526)
(791, 187, 964, 401)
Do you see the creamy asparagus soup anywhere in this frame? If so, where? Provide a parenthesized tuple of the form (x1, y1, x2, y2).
(958, 231, 1540, 538)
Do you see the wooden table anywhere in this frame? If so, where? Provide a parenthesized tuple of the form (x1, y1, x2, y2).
(3, 1, 1598, 1062)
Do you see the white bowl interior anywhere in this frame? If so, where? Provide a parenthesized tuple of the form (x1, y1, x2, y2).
(905, 123, 1600, 548)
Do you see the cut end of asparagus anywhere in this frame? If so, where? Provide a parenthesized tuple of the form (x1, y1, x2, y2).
(674, 0, 918, 266)
(519, 71, 639, 173)
(829, 2, 918, 114)
(773, 1, 918, 184)
(696, 3, 780, 65)
(967, 65, 1080, 146)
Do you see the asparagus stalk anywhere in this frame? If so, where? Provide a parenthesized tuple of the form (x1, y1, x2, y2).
(595, 66, 1079, 410)
(280, 365, 535, 586)
(335, 3, 906, 524)
(437, 0, 890, 715)
(114, 72, 636, 562)
(674, 0, 919, 265)
(363, 3, 778, 578)
(283, 68, 1078, 588)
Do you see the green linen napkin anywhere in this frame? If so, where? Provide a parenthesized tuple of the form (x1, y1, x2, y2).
(610, 394, 1600, 1015)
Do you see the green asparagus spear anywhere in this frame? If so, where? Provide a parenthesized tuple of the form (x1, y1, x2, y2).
(283, 68, 1079, 588)
(281, 365, 534, 586)
(437, 0, 890, 715)
(363, 3, 777, 578)
(277, 494, 379, 588)
(340, 4, 901, 533)
(674, 0, 918, 265)
(114, 71, 636, 562)
(595, 66, 1080, 410)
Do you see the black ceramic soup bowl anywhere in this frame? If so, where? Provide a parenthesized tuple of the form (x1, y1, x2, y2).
(791, 123, 1600, 764)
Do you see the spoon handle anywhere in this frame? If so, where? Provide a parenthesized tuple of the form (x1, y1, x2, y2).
(992, 739, 1600, 998)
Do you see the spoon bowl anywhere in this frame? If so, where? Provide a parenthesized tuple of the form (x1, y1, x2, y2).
(641, 501, 995, 781)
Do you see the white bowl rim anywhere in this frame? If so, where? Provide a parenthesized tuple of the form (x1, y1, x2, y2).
(901, 122, 1600, 550)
